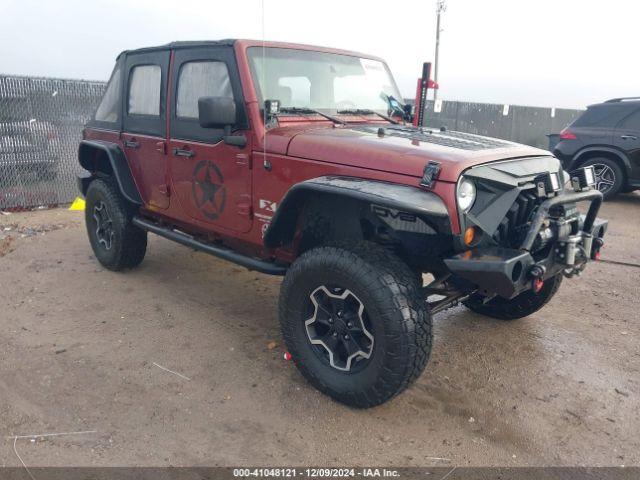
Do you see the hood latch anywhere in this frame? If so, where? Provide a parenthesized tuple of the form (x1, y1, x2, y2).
(420, 161, 441, 188)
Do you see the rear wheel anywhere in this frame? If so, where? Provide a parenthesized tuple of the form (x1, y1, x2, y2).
(579, 157, 624, 200)
(464, 274, 563, 321)
(85, 178, 147, 271)
(279, 242, 431, 408)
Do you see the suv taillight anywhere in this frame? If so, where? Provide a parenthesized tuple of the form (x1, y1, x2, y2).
(559, 128, 577, 140)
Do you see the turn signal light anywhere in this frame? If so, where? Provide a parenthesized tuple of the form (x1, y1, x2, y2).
(464, 227, 476, 246)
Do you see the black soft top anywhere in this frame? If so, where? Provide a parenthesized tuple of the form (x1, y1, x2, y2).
(116, 39, 236, 59)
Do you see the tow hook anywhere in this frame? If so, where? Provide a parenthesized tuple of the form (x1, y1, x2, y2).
(528, 265, 546, 293)
(591, 237, 604, 260)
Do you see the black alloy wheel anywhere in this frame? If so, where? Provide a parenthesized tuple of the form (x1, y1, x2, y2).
(92, 200, 115, 251)
(304, 285, 374, 372)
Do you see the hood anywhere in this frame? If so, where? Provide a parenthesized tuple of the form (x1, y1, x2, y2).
(270, 123, 551, 183)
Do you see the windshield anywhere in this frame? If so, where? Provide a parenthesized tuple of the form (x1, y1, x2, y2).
(247, 47, 403, 114)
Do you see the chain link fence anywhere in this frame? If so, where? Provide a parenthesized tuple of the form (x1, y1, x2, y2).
(0, 75, 105, 210)
(1, 75, 581, 210)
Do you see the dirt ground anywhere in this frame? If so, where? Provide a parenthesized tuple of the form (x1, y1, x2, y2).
(0, 194, 639, 468)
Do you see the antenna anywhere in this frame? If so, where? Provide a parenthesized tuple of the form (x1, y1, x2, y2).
(262, 0, 267, 168)
(433, 0, 446, 101)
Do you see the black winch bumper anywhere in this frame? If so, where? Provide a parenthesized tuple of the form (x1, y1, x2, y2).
(444, 189, 608, 299)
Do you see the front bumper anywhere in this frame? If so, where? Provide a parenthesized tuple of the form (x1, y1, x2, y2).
(444, 189, 607, 299)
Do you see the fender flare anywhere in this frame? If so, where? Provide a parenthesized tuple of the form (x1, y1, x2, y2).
(574, 146, 632, 176)
(78, 140, 142, 205)
(263, 176, 451, 248)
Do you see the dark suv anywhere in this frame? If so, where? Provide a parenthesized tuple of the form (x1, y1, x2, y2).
(554, 97, 640, 199)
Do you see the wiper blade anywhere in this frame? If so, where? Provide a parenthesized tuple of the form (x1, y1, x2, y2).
(278, 107, 346, 126)
(337, 108, 399, 125)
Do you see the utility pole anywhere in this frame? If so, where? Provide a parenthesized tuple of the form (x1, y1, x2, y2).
(433, 0, 446, 101)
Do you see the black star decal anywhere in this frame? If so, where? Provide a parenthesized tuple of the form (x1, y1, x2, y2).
(191, 161, 226, 220)
(195, 167, 223, 211)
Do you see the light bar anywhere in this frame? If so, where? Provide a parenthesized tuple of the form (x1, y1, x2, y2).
(264, 99, 280, 115)
(535, 172, 562, 197)
(571, 166, 596, 192)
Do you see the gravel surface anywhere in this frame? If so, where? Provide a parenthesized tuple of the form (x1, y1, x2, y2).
(0, 194, 638, 467)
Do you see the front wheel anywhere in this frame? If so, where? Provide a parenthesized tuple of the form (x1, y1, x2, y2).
(464, 274, 563, 320)
(279, 242, 432, 408)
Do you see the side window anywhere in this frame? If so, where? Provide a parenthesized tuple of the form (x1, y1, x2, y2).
(95, 67, 121, 123)
(170, 48, 246, 143)
(128, 65, 161, 116)
(176, 61, 233, 119)
(619, 110, 640, 130)
(573, 105, 635, 128)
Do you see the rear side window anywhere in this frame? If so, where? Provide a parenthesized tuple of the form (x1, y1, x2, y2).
(95, 67, 121, 123)
(176, 61, 233, 119)
(128, 65, 161, 116)
(618, 109, 640, 130)
(572, 104, 636, 128)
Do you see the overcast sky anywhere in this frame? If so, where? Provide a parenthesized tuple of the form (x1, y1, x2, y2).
(1, 0, 637, 109)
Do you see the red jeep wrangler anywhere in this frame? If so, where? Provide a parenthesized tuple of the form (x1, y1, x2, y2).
(78, 40, 608, 407)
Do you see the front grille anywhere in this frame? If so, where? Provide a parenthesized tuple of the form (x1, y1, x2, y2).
(493, 189, 542, 248)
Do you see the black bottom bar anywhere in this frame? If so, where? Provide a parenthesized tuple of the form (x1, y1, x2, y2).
(132, 216, 287, 276)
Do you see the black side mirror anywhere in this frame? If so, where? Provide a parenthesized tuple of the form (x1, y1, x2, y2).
(198, 96, 236, 129)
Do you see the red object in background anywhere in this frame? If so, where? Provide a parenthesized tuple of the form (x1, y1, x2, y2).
(594, 250, 601, 261)
(559, 128, 577, 140)
(413, 62, 438, 127)
(283, 352, 292, 361)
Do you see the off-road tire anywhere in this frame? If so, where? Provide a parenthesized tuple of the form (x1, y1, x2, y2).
(580, 157, 624, 200)
(464, 274, 563, 320)
(279, 241, 432, 408)
(85, 178, 147, 271)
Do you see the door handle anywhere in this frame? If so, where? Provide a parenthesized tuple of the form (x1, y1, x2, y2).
(620, 135, 638, 140)
(172, 147, 195, 158)
(155, 141, 166, 154)
(124, 140, 140, 149)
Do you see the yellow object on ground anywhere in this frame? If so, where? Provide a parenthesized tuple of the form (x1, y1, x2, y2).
(69, 197, 86, 211)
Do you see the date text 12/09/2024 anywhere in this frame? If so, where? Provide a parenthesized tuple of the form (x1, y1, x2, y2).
(233, 468, 401, 477)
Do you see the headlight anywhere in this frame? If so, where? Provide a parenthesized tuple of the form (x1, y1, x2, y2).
(457, 178, 476, 212)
